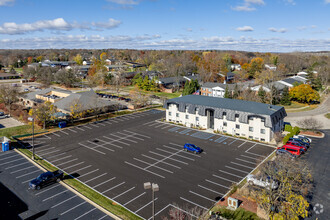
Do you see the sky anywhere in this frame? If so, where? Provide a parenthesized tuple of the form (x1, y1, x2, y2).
(0, 0, 329, 52)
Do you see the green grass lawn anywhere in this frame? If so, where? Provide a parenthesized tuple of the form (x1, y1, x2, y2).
(14, 68, 23, 73)
(0, 125, 46, 140)
(211, 206, 262, 220)
(282, 101, 318, 112)
(325, 113, 330, 119)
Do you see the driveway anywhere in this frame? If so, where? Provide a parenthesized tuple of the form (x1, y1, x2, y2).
(0, 117, 24, 129)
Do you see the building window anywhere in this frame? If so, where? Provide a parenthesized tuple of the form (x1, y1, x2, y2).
(196, 117, 199, 121)
(223, 112, 227, 116)
(235, 114, 239, 118)
(261, 118, 265, 122)
(261, 129, 265, 134)
(249, 127, 253, 132)
(261, 138, 265, 141)
(223, 130, 227, 133)
(195, 107, 199, 112)
(249, 136, 253, 139)
(223, 122, 227, 127)
(236, 133, 240, 136)
(169, 112, 172, 116)
(185, 115, 189, 119)
(236, 124, 240, 129)
(176, 113, 179, 117)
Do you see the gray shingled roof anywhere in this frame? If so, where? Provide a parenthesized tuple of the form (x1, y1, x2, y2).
(167, 95, 283, 116)
(21, 87, 71, 100)
(202, 82, 236, 90)
(282, 78, 303, 86)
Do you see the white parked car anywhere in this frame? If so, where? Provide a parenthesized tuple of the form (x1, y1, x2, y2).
(247, 174, 278, 189)
(293, 135, 312, 143)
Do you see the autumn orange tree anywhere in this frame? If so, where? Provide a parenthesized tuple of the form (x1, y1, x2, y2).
(242, 57, 264, 79)
(289, 84, 320, 103)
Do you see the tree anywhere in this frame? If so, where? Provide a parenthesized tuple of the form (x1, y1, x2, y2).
(70, 99, 85, 120)
(258, 86, 266, 103)
(29, 101, 56, 129)
(297, 117, 323, 130)
(224, 85, 231, 98)
(0, 84, 19, 116)
(100, 52, 107, 61)
(289, 84, 320, 103)
(73, 54, 83, 65)
(182, 79, 200, 96)
(55, 68, 79, 87)
(243, 57, 264, 79)
(280, 87, 291, 105)
(36, 56, 44, 62)
(232, 84, 240, 99)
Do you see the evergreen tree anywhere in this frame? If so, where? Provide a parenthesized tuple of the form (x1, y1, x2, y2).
(258, 86, 266, 103)
(280, 87, 291, 105)
(182, 81, 190, 96)
(142, 76, 150, 91)
(224, 85, 232, 98)
(232, 84, 240, 99)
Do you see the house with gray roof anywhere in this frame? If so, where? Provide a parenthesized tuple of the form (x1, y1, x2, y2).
(201, 82, 237, 98)
(164, 95, 286, 143)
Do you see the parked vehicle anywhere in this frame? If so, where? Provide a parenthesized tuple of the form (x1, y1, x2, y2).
(247, 174, 278, 189)
(288, 138, 310, 148)
(293, 135, 312, 143)
(278, 145, 303, 156)
(184, 143, 202, 154)
(29, 170, 64, 190)
(276, 148, 297, 158)
(0, 112, 9, 119)
(24, 88, 29, 92)
(286, 141, 308, 151)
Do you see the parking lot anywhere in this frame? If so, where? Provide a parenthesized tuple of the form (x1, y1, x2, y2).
(0, 117, 24, 129)
(19, 109, 275, 219)
(0, 150, 113, 220)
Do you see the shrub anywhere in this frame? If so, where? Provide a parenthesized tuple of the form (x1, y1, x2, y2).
(284, 124, 293, 132)
(292, 126, 300, 135)
(282, 133, 291, 144)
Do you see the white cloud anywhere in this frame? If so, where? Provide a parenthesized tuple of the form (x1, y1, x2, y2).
(236, 26, 254, 32)
(232, 5, 256, 11)
(106, 0, 139, 5)
(325, 0, 330, 4)
(284, 0, 296, 5)
(269, 27, 288, 33)
(245, 0, 265, 5)
(186, 28, 193, 32)
(0, 0, 15, 6)
(0, 18, 121, 35)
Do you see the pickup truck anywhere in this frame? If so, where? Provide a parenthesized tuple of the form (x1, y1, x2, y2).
(29, 170, 64, 190)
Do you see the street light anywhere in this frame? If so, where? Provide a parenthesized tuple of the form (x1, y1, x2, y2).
(28, 117, 35, 160)
(144, 182, 159, 220)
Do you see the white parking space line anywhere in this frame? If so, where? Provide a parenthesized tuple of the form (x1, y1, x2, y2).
(143, 121, 155, 125)
(125, 161, 165, 178)
(39, 149, 60, 156)
(241, 154, 258, 160)
(225, 166, 249, 174)
(16, 169, 41, 179)
(63, 162, 85, 170)
(123, 130, 151, 139)
(246, 143, 257, 152)
(102, 136, 130, 146)
(98, 137, 125, 148)
(237, 141, 247, 148)
(205, 179, 230, 189)
(180, 197, 208, 210)
(124, 192, 146, 206)
(102, 182, 125, 194)
(0, 154, 20, 161)
(74, 207, 97, 220)
(51, 195, 78, 208)
(145, 149, 186, 170)
(83, 125, 93, 129)
(0, 157, 25, 166)
(10, 165, 35, 174)
(78, 169, 99, 179)
(110, 133, 139, 143)
(212, 174, 237, 183)
(67, 128, 77, 133)
(60, 201, 87, 215)
(198, 185, 224, 195)
(109, 119, 118, 123)
(163, 145, 201, 158)
(149, 151, 188, 165)
(235, 158, 256, 165)
(154, 123, 165, 128)
(104, 121, 112, 125)
(218, 170, 244, 178)
(96, 122, 106, 126)
(142, 154, 181, 169)
(161, 124, 173, 129)
(59, 130, 69, 135)
(92, 177, 116, 188)
(51, 155, 72, 163)
(134, 158, 173, 173)
(84, 173, 107, 183)
(228, 139, 238, 145)
(35, 184, 62, 196)
(47, 152, 66, 159)
(75, 126, 85, 131)
(56, 158, 79, 166)
(245, 151, 264, 157)
(135, 198, 158, 213)
(70, 165, 92, 174)
(35, 146, 55, 154)
(52, 132, 61, 137)
(89, 123, 99, 128)
(43, 189, 69, 202)
(112, 187, 136, 199)
(98, 215, 108, 220)
(87, 140, 116, 151)
(78, 143, 107, 155)
(157, 148, 195, 161)
(230, 162, 254, 169)
(189, 191, 215, 202)
(5, 161, 29, 170)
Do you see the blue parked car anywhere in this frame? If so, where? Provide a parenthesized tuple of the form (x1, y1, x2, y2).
(184, 143, 202, 154)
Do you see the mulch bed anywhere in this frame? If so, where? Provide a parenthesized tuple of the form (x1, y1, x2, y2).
(299, 130, 323, 137)
(216, 191, 257, 213)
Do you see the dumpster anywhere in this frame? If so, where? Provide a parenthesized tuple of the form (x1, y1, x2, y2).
(1, 136, 10, 152)
(58, 121, 67, 128)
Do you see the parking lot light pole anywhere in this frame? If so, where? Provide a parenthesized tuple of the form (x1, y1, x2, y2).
(28, 117, 35, 160)
(144, 182, 159, 220)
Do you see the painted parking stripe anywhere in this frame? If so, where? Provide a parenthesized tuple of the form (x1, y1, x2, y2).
(75, 126, 85, 131)
(230, 162, 254, 170)
(225, 166, 249, 174)
(135, 198, 158, 213)
(83, 125, 93, 129)
(157, 148, 195, 161)
(35, 146, 55, 154)
(99, 137, 126, 148)
(240, 154, 257, 160)
(10, 165, 35, 174)
(98, 215, 108, 220)
(16, 169, 41, 179)
(149, 151, 188, 165)
(92, 177, 116, 188)
(218, 169, 244, 178)
(102, 136, 130, 146)
(52, 132, 61, 137)
(39, 149, 60, 156)
(245, 143, 257, 152)
(237, 141, 247, 148)
(84, 173, 107, 183)
(59, 130, 69, 135)
(189, 191, 215, 202)
(245, 151, 264, 157)
(70, 165, 92, 174)
(145, 149, 186, 170)
(142, 154, 181, 169)
(112, 187, 136, 200)
(205, 179, 230, 189)
(228, 139, 238, 145)
(22, 177, 38, 184)
(198, 184, 224, 195)
(78, 143, 107, 155)
(154, 123, 166, 128)
(124, 192, 146, 206)
(102, 182, 125, 194)
(78, 169, 99, 179)
(235, 158, 256, 165)
(74, 207, 97, 220)
(63, 162, 85, 170)
(60, 201, 87, 215)
(163, 145, 201, 158)
(0, 157, 25, 166)
(89, 123, 99, 128)
(0, 154, 20, 161)
(51, 195, 78, 208)
(123, 130, 151, 138)
(5, 161, 29, 170)
(87, 140, 116, 151)
(51, 155, 72, 163)
(212, 174, 237, 183)
(35, 184, 62, 196)
(43, 189, 69, 202)
(56, 158, 79, 166)
(47, 152, 66, 159)
(180, 197, 208, 210)
(161, 124, 173, 130)
(116, 132, 143, 141)
(67, 128, 77, 133)
(134, 158, 173, 173)
(125, 161, 165, 178)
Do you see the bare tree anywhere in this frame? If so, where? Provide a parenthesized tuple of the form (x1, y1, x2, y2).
(0, 84, 19, 116)
(161, 203, 206, 220)
(297, 117, 323, 130)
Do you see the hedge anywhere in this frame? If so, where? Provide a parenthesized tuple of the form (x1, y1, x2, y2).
(284, 124, 293, 132)
(283, 126, 300, 144)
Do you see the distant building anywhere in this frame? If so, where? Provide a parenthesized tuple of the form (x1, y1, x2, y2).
(164, 95, 286, 143)
(231, 64, 241, 71)
(0, 72, 20, 80)
(265, 64, 277, 71)
(200, 82, 236, 98)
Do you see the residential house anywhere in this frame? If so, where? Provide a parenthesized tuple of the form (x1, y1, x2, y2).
(265, 64, 277, 71)
(231, 64, 241, 71)
(200, 82, 236, 98)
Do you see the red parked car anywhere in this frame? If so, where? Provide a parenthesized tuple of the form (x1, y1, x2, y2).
(286, 141, 307, 151)
(277, 145, 303, 156)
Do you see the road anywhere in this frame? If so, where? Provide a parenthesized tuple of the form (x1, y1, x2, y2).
(287, 95, 330, 117)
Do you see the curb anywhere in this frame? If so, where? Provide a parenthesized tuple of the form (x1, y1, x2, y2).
(300, 132, 325, 138)
(14, 148, 122, 220)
